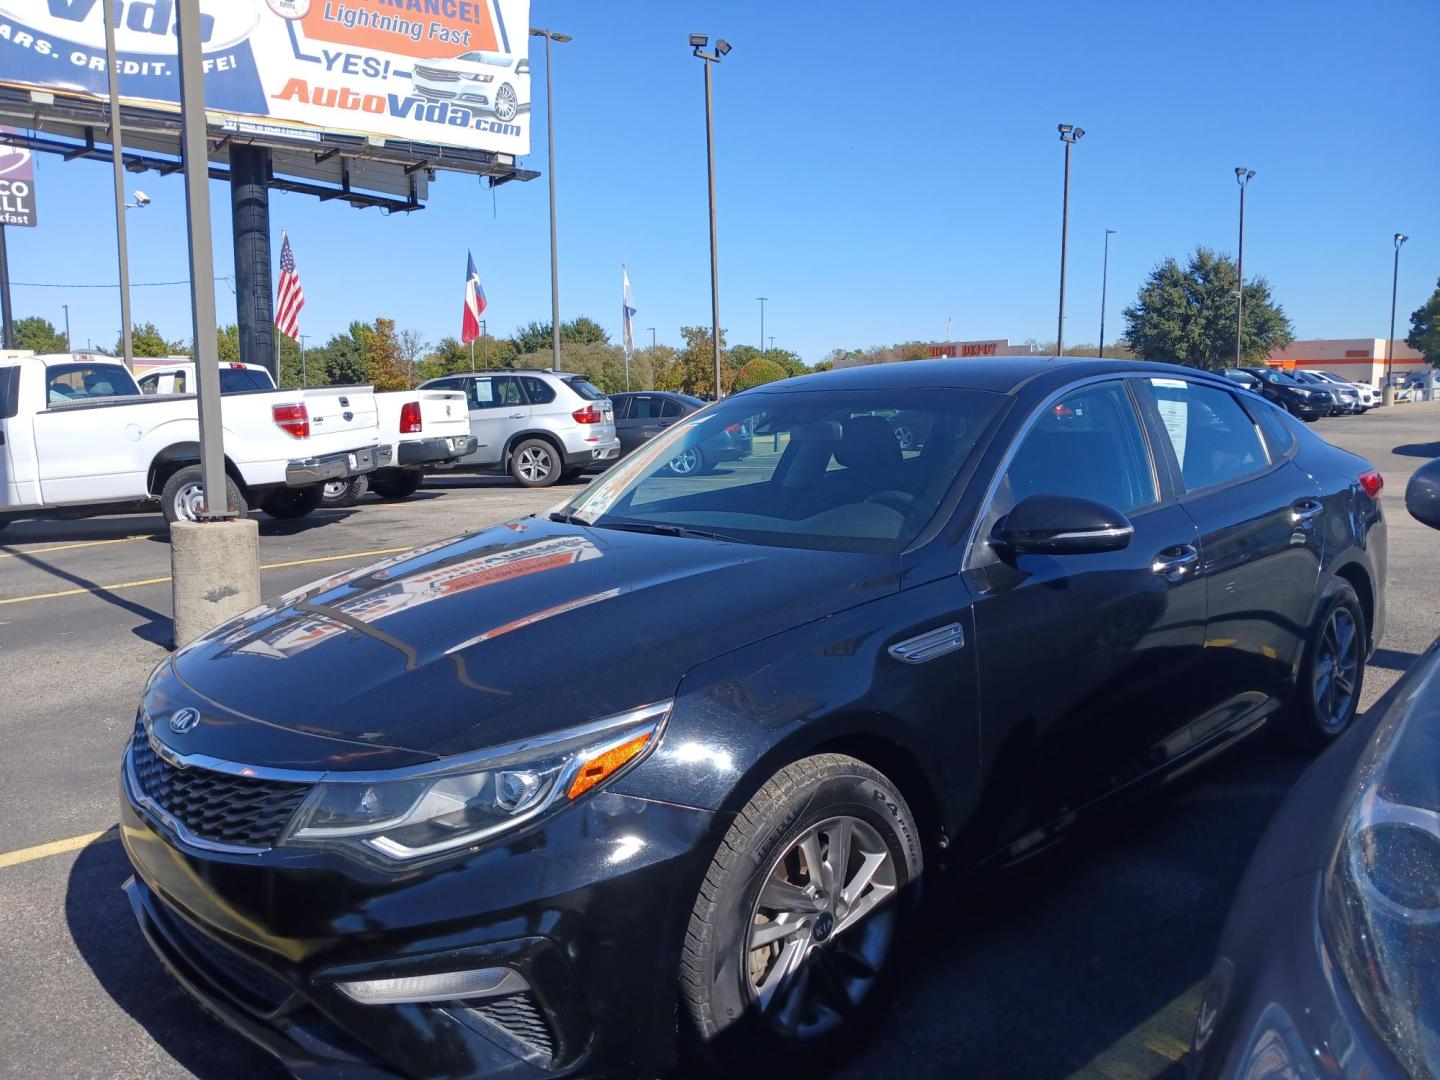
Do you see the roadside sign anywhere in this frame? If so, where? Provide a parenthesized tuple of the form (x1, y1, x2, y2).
(0, 130, 37, 228)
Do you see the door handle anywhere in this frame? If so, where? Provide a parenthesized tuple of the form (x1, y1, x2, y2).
(1152, 544, 1199, 582)
(1291, 498, 1325, 523)
(508, 412, 525, 419)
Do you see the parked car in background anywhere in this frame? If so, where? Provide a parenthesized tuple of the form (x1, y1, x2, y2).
(411, 50, 530, 122)
(323, 390, 475, 507)
(0, 353, 384, 526)
(137, 362, 275, 395)
(609, 391, 752, 475)
(418, 370, 619, 487)
(120, 358, 1384, 1079)
(1240, 366, 1336, 421)
(1302, 369, 1377, 410)
(1291, 369, 1361, 415)
(1221, 368, 1263, 393)
(1192, 457, 1440, 1080)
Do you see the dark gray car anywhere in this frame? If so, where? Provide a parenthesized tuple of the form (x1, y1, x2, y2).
(610, 391, 752, 475)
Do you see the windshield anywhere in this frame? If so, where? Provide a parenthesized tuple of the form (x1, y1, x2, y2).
(560, 387, 1003, 553)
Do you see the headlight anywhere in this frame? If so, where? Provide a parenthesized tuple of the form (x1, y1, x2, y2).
(281, 701, 669, 862)
(1294, 388, 1313, 398)
(1321, 647, 1440, 1077)
(461, 72, 495, 83)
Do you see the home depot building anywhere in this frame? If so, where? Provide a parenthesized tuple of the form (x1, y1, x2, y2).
(1264, 339, 1426, 386)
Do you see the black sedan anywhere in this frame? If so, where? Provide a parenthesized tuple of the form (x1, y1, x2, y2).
(1241, 365, 1337, 421)
(119, 358, 1386, 1079)
(609, 391, 752, 475)
(1192, 457, 1437, 1080)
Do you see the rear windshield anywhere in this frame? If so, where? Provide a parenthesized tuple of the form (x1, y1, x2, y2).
(220, 368, 276, 392)
(45, 363, 140, 405)
(564, 377, 605, 401)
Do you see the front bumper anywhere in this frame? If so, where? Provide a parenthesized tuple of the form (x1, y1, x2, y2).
(286, 445, 390, 487)
(1286, 398, 1331, 419)
(120, 750, 716, 1079)
(396, 435, 477, 468)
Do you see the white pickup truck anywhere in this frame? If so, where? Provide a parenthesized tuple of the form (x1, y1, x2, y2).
(138, 362, 474, 506)
(0, 353, 388, 529)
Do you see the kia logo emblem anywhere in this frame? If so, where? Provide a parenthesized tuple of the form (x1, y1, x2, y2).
(169, 708, 201, 734)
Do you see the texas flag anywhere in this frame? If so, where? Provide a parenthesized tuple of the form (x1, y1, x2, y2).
(461, 252, 487, 344)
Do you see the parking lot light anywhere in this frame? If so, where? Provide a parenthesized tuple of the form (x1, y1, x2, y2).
(1056, 124, 1085, 356)
(692, 35, 732, 399)
(530, 27, 571, 372)
(1233, 167, 1255, 364)
(1385, 233, 1408, 402)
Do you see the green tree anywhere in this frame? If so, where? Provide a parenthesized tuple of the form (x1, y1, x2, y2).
(510, 316, 610, 360)
(763, 349, 807, 377)
(317, 322, 368, 385)
(1407, 276, 1440, 366)
(811, 359, 834, 373)
(216, 324, 241, 362)
(512, 320, 552, 356)
(1122, 247, 1294, 369)
(358, 318, 413, 391)
(119, 321, 172, 358)
(671, 325, 732, 398)
(13, 316, 67, 353)
(731, 357, 788, 392)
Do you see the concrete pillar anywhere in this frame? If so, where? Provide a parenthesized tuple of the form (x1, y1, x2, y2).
(230, 144, 276, 379)
(170, 518, 263, 648)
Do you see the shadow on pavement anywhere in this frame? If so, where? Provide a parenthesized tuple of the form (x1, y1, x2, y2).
(65, 836, 283, 1079)
(1, 546, 172, 645)
(1392, 441, 1440, 459)
(1369, 647, 1420, 672)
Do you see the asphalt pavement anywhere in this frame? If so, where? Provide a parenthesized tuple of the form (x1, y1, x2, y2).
(1, 404, 1437, 1080)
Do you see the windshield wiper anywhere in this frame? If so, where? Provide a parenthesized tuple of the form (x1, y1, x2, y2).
(588, 520, 749, 544)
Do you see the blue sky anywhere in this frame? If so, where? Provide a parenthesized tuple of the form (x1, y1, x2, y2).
(6, 0, 1438, 363)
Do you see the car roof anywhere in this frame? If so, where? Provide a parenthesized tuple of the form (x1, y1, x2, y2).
(756, 357, 1238, 396)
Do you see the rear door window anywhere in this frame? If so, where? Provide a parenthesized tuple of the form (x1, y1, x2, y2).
(660, 398, 685, 419)
(1242, 397, 1298, 460)
(519, 376, 556, 404)
(1148, 379, 1268, 491)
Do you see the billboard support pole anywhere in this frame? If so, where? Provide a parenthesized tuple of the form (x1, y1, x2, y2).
(0, 225, 12, 350)
(101, 0, 134, 369)
(231, 144, 277, 379)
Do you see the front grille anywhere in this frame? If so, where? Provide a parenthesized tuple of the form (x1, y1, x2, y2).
(470, 992, 556, 1060)
(413, 64, 460, 81)
(414, 85, 458, 101)
(129, 719, 312, 848)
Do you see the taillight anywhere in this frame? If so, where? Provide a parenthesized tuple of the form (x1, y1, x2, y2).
(1358, 470, 1383, 499)
(572, 405, 603, 424)
(723, 423, 742, 434)
(272, 402, 310, 439)
(399, 401, 423, 434)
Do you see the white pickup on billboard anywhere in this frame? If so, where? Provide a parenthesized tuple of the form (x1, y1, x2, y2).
(0, 0, 531, 156)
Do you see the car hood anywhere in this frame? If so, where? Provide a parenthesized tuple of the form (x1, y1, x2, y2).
(155, 517, 898, 767)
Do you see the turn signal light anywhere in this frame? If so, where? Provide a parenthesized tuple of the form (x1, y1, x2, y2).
(399, 401, 423, 434)
(1358, 470, 1384, 499)
(272, 403, 310, 439)
(567, 731, 653, 800)
(572, 405, 603, 424)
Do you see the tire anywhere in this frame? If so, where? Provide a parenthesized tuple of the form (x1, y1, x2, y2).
(260, 485, 323, 520)
(493, 83, 519, 122)
(369, 469, 424, 500)
(667, 446, 706, 477)
(509, 439, 561, 488)
(681, 754, 922, 1078)
(321, 475, 368, 508)
(1289, 580, 1366, 750)
(160, 465, 247, 525)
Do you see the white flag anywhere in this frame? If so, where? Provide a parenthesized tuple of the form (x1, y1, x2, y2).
(622, 265, 636, 360)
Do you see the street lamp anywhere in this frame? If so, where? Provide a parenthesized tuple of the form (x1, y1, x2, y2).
(644, 327, 656, 350)
(756, 296, 767, 353)
(1233, 167, 1255, 364)
(692, 34, 732, 399)
(530, 27, 571, 372)
(1098, 228, 1116, 358)
(62, 303, 70, 351)
(1056, 124, 1085, 356)
(298, 332, 308, 387)
(1386, 233, 1409, 401)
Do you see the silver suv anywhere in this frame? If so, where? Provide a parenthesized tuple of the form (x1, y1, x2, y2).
(417, 370, 619, 487)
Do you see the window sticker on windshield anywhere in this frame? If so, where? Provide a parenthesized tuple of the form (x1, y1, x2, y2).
(1151, 382, 1188, 465)
(474, 380, 495, 404)
(1151, 378, 1187, 389)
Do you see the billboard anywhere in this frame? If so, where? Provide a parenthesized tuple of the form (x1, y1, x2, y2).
(0, 0, 531, 156)
(0, 129, 37, 226)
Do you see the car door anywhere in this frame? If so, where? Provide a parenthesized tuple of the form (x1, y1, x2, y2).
(963, 378, 1207, 851)
(620, 395, 668, 454)
(454, 375, 529, 466)
(1138, 377, 1324, 743)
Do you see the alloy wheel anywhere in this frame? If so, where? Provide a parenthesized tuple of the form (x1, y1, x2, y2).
(1313, 606, 1360, 731)
(745, 815, 898, 1040)
(517, 446, 553, 483)
(495, 84, 518, 121)
(669, 448, 701, 475)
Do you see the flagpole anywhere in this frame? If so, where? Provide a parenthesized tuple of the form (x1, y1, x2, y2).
(622, 264, 630, 392)
(470, 339, 475, 373)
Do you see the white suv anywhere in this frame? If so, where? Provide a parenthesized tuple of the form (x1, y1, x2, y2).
(417, 370, 619, 487)
(1302, 369, 1376, 411)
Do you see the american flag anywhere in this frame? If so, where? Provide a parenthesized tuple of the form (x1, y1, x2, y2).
(275, 231, 304, 340)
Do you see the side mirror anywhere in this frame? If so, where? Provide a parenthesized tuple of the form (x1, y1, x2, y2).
(1406, 458, 1440, 531)
(993, 494, 1134, 556)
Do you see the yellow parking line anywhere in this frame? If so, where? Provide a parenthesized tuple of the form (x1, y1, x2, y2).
(0, 544, 414, 607)
(0, 534, 154, 560)
(0, 828, 117, 870)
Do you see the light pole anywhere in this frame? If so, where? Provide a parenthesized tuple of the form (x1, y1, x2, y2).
(481, 318, 488, 371)
(756, 296, 768, 354)
(1386, 233, 1408, 402)
(530, 27, 571, 372)
(62, 303, 71, 351)
(1233, 167, 1255, 364)
(1098, 229, 1116, 358)
(645, 327, 656, 351)
(692, 34, 731, 399)
(299, 333, 308, 387)
(1056, 124, 1085, 356)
